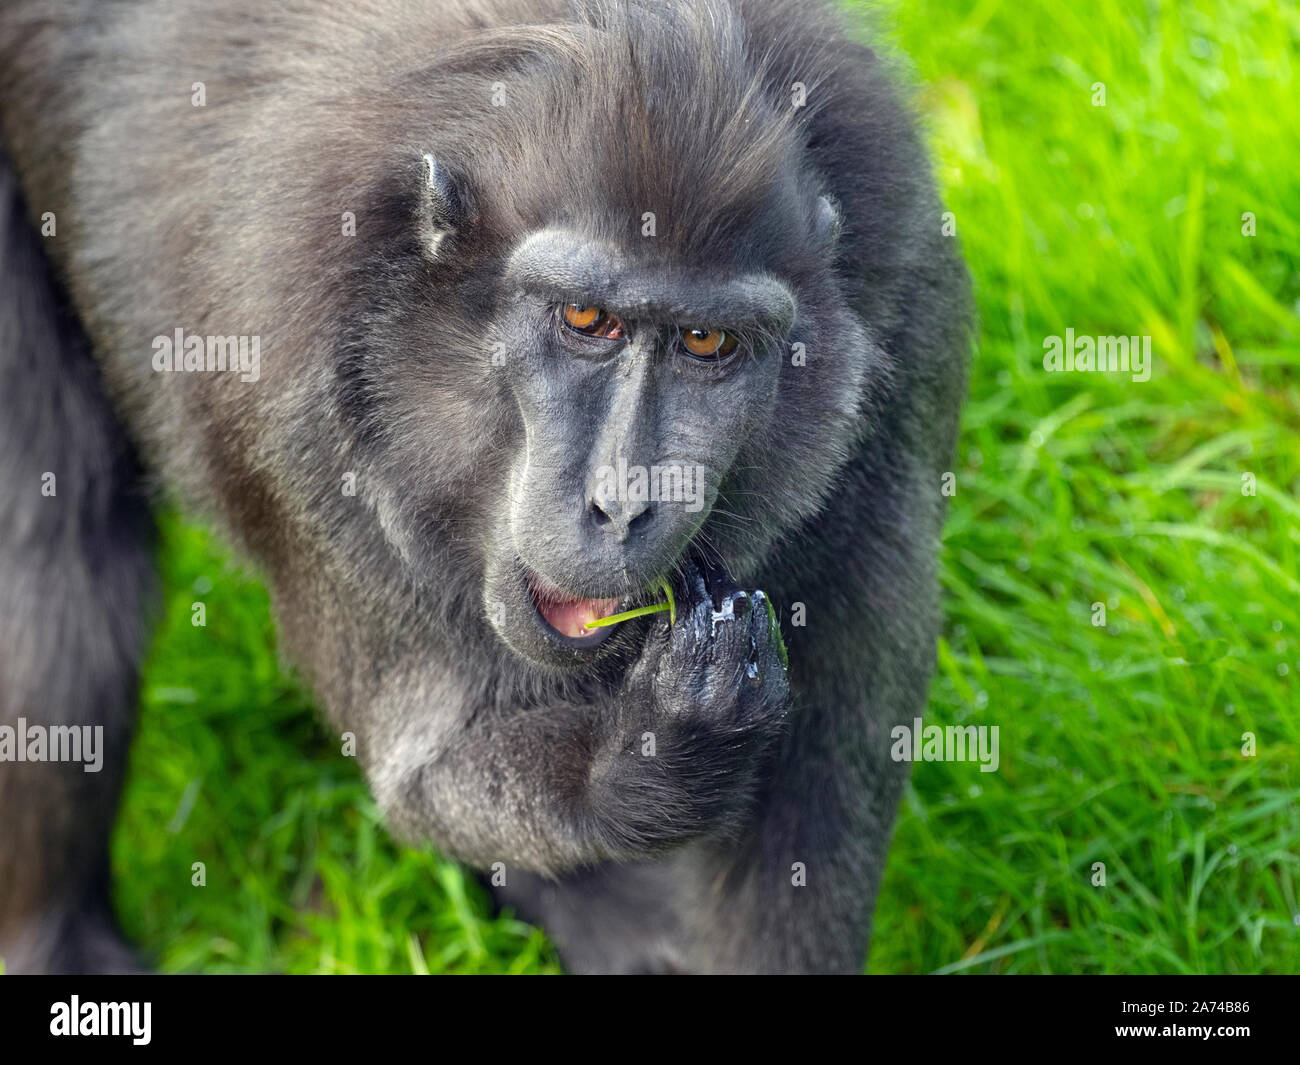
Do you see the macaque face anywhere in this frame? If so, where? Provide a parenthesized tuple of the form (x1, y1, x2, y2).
(480, 228, 797, 666)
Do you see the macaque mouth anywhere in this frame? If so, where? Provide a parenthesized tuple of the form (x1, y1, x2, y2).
(525, 570, 624, 644)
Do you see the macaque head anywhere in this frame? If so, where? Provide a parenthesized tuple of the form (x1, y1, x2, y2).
(335, 3, 881, 670)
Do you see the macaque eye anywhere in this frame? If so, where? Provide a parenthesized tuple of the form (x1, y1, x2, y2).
(561, 304, 625, 338)
(681, 328, 739, 360)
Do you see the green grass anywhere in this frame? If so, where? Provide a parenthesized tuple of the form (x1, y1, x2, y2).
(113, 0, 1299, 973)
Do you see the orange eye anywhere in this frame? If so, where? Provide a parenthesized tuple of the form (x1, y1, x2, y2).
(563, 304, 601, 329)
(682, 328, 738, 359)
(560, 304, 625, 339)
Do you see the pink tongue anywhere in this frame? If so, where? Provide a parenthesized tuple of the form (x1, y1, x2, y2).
(537, 595, 621, 638)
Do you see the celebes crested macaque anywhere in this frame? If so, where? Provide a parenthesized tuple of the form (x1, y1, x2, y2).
(0, 0, 969, 973)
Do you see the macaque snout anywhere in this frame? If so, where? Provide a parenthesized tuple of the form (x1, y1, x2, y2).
(580, 455, 711, 557)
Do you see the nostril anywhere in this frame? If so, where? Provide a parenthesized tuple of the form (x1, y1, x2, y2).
(586, 494, 653, 540)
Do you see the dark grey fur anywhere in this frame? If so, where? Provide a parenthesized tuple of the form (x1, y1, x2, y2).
(0, 0, 969, 973)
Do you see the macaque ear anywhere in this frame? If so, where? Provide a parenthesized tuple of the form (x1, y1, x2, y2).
(419, 153, 475, 259)
(815, 194, 842, 250)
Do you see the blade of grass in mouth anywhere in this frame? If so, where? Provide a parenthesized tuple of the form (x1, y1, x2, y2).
(584, 578, 677, 629)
